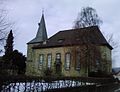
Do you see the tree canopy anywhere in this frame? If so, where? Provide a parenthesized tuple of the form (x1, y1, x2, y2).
(73, 7, 102, 28)
(12, 50, 26, 74)
(2, 30, 26, 74)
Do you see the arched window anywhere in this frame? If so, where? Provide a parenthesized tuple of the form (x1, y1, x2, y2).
(55, 53, 61, 73)
(47, 54, 52, 68)
(56, 53, 61, 61)
(96, 59, 100, 66)
(96, 59, 101, 69)
(39, 54, 44, 70)
(76, 51, 80, 70)
(65, 53, 71, 70)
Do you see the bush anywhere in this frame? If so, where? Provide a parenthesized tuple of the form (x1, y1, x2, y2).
(44, 68, 53, 77)
(88, 70, 113, 78)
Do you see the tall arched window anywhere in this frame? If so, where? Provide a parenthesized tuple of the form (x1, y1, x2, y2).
(95, 59, 101, 71)
(56, 53, 61, 61)
(65, 53, 71, 70)
(55, 53, 61, 73)
(39, 54, 44, 70)
(47, 54, 52, 68)
(76, 51, 80, 70)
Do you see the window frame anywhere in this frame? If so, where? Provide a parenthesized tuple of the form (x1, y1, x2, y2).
(65, 52, 71, 70)
(75, 51, 81, 70)
(96, 59, 101, 70)
(38, 54, 44, 70)
(55, 53, 61, 63)
(55, 53, 62, 73)
(47, 53, 52, 69)
(56, 53, 61, 60)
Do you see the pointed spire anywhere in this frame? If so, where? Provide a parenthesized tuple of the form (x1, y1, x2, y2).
(28, 12, 48, 44)
(36, 13, 48, 41)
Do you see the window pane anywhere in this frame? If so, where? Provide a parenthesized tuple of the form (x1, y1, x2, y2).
(96, 60, 99, 66)
(48, 54, 52, 68)
(55, 53, 61, 73)
(56, 53, 61, 59)
(39, 54, 44, 70)
(40, 55, 43, 63)
(65, 53, 71, 70)
(56, 53, 61, 63)
(76, 52, 80, 70)
(96, 59, 100, 70)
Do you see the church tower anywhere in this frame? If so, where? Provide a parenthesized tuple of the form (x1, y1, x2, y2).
(28, 13, 48, 44)
(26, 13, 48, 75)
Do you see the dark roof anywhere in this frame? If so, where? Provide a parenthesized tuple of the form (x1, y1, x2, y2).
(27, 14, 48, 44)
(33, 26, 113, 50)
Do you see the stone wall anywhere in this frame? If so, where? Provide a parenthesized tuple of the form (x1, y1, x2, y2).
(26, 45, 112, 77)
(100, 46, 112, 72)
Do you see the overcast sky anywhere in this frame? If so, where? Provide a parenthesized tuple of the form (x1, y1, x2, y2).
(1, 0, 120, 67)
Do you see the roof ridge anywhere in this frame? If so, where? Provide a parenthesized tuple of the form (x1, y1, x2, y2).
(59, 26, 99, 32)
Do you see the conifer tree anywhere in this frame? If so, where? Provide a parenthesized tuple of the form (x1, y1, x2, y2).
(5, 30, 14, 54)
(3, 30, 14, 63)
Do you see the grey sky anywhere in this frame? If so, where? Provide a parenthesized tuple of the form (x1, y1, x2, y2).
(2, 0, 120, 67)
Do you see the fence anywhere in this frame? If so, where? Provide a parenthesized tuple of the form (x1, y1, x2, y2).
(0, 75, 118, 92)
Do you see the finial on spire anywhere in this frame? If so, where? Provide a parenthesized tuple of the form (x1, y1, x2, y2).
(42, 8, 44, 15)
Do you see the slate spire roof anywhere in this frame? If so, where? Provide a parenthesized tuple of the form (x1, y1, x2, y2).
(28, 13, 48, 44)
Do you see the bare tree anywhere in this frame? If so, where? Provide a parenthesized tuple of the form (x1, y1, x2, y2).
(103, 33, 119, 67)
(73, 7, 119, 68)
(0, 3, 12, 54)
(73, 7, 102, 29)
(105, 33, 119, 52)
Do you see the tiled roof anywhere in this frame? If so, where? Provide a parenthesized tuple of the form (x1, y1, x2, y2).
(33, 26, 113, 50)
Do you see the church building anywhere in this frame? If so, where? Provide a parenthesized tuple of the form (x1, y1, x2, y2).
(26, 14, 113, 77)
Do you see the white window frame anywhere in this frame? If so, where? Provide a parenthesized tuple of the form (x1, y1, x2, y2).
(39, 54, 44, 70)
(65, 53, 71, 70)
(47, 54, 52, 68)
(56, 53, 61, 59)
